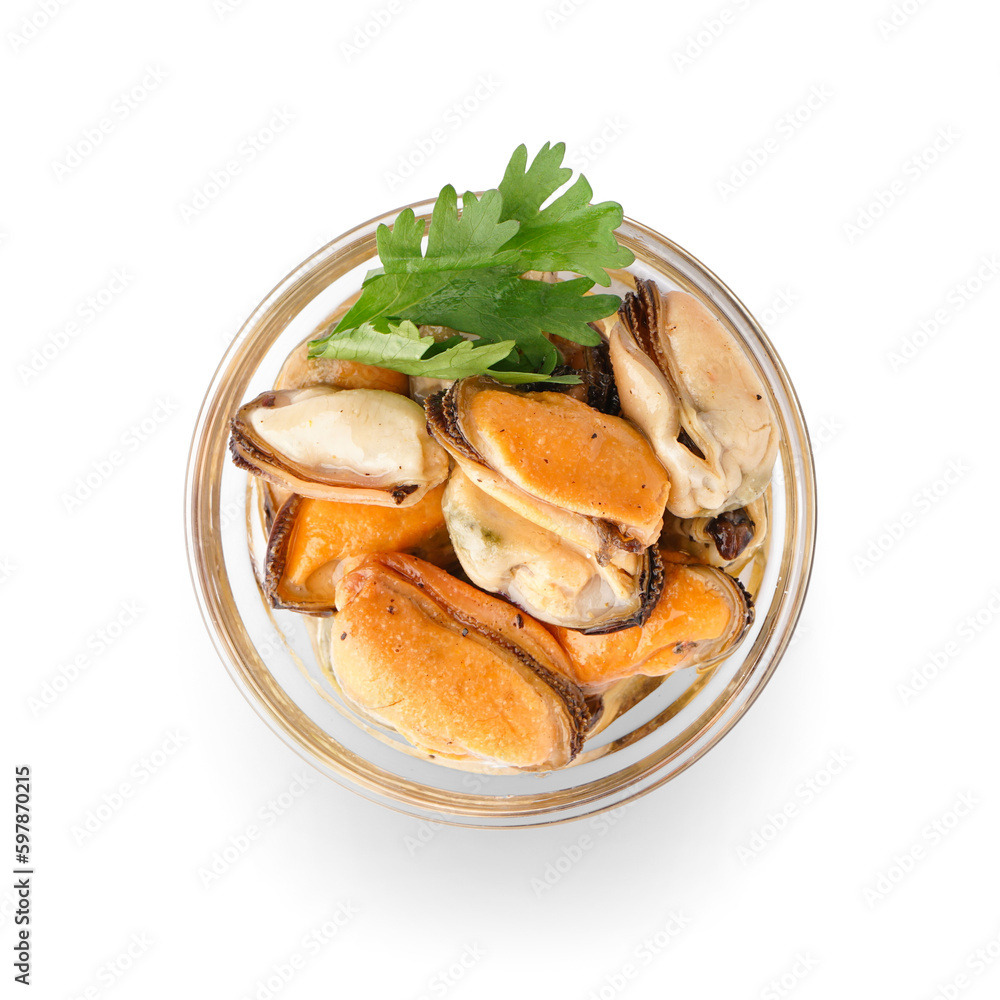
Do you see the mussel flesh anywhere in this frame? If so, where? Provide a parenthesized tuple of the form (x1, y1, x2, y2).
(330, 552, 592, 770)
(609, 280, 777, 518)
(551, 558, 753, 693)
(660, 494, 768, 574)
(265, 485, 451, 613)
(230, 386, 449, 506)
(426, 376, 670, 559)
(443, 467, 661, 633)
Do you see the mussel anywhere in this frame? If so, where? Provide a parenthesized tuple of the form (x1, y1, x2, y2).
(443, 467, 661, 633)
(329, 552, 593, 770)
(426, 376, 670, 560)
(660, 494, 768, 574)
(545, 334, 620, 415)
(264, 486, 451, 613)
(230, 386, 449, 506)
(275, 336, 409, 395)
(255, 341, 411, 523)
(609, 280, 778, 518)
(551, 558, 753, 693)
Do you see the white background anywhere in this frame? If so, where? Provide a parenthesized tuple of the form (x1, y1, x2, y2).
(4, 0, 1000, 997)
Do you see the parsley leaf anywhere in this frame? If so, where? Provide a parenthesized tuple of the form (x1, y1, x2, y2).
(308, 143, 632, 382)
(309, 320, 579, 384)
(377, 187, 519, 274)
(497, 142, 634, 286)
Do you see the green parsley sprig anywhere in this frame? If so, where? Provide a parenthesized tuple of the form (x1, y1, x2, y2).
(308, 143, 634, 383)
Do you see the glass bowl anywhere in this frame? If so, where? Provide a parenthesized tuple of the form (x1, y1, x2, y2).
(185, 199, 816, 828)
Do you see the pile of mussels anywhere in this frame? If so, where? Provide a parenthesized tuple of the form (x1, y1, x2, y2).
(229, 278, 778, 772)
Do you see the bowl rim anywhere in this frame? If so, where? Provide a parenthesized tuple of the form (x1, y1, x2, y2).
(184, 198, 817, 828)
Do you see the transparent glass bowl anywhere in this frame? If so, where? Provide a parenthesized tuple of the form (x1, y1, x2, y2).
(185, 200, 816, 828)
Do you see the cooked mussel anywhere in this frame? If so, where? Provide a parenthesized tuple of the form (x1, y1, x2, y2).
(443, 467, 661, 633)
(274, 291, 410, 396)
(551, 559, 753, 693)
(264, 486, 451, 613)
(660, 494, 768, 574)
(275, 337, 409, 395)
(230, 386, 449, 506)
(329, 552, 592, 770)
(426, 376, 670, 559)
(609, 280, 778, 518)
(544, 334, 620, 415)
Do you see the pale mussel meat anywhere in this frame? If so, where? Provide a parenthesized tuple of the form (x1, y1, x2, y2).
(609, 280, 778, 518)
(443, 467, 662, 633)
(230, 386, 449, 506)
(659, 494, 768, 575)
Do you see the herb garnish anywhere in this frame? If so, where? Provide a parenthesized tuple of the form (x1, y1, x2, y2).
(308, 143, 633, 383)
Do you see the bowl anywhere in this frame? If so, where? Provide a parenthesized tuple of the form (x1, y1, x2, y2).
(185, 199, 816, 828)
